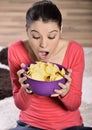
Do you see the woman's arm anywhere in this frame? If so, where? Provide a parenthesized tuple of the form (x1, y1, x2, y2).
(8, 46, 31, 110)
(51, 46, 85, 111)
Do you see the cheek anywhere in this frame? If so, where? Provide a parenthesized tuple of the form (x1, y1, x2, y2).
(49, 39, 59, 53)
(29, 39, 39, 48)
(28, 41, 38, 54)
(49, 43, 57, 55)
(50, 39, 59, 49)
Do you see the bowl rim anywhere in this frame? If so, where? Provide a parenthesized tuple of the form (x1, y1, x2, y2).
(23, 61, 67, 83)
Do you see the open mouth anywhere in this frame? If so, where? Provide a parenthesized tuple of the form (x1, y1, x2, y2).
(38, 51, 49, 60)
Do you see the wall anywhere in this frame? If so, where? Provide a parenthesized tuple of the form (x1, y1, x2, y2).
(0, 0, 92, 47)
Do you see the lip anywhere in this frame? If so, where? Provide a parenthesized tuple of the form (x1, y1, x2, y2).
(38, 51, 49, 60)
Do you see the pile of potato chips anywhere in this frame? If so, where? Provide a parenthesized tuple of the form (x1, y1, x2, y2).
(24, 61, 66, 81)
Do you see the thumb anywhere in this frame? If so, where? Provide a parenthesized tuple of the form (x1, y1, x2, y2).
(21, 63, 26, 68)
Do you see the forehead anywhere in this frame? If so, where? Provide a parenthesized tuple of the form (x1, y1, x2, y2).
(29, 20, 59, 32)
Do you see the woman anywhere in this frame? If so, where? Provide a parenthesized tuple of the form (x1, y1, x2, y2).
(8, 0, 91, 130)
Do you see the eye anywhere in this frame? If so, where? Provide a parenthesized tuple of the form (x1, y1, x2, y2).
(48, 36, 56, 39)
(48, 33, 57, 40)
(32, 36, 40, 40)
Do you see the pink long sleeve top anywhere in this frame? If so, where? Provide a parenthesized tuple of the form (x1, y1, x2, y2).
(8, 40, 85, 130)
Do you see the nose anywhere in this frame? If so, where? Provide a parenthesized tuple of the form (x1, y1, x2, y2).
(40, 38, 47, 48)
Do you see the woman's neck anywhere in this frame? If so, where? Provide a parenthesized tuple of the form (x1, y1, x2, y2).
(48, 39, 69, 64)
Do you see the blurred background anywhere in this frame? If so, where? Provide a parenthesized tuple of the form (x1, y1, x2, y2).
(0, 0, 92, 47)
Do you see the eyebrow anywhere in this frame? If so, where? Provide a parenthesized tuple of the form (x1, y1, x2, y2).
(49, 30, 58, 33)
(31, 30, 39, 33)
(31, 30, 58, 33)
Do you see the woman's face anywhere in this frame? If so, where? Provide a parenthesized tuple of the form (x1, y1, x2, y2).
(27, 20, 61, 61)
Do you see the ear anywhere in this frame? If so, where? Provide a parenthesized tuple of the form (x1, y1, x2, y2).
(26, 30, 29, 36)
(26, 25, 30, 37)
(25, 24, 28, 32)
(59, 25, 63, 38)
(60, 25, 63, 33)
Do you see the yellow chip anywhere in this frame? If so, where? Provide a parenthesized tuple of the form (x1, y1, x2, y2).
(25, 62, 66, 81)
(31, 72, 44, 81)
(60, 68, 66, 76)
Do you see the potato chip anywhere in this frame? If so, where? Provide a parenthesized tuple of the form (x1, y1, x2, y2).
(25, 61, 66, 81)
(60, 68, 66, 76)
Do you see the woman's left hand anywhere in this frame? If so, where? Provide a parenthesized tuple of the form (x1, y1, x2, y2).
(51, 69, 72, 97)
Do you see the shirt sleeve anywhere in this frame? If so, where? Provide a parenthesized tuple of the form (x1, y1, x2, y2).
(58, 45, 85, 111)
(8, 45, 31, 110)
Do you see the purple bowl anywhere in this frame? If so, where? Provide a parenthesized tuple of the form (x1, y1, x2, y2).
(23, 62, 67, 96)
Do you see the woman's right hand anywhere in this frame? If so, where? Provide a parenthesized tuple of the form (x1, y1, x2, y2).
(17, 63, 32, 94)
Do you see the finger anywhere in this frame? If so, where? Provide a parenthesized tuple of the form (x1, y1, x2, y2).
(18, 76, 27, 84)
(25, 88, 32, 94)
(21, 83, 29, 89)
(17, 69, 25, 78)
(57, 83, 70, 96)
(64, 74, 72, 82)
(51, 93, 59, 97)
(52, 88, 66, 97)
(58, 82, 66, 89)
(67, 69, 72, 76)
(21, 63, 26, 68)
